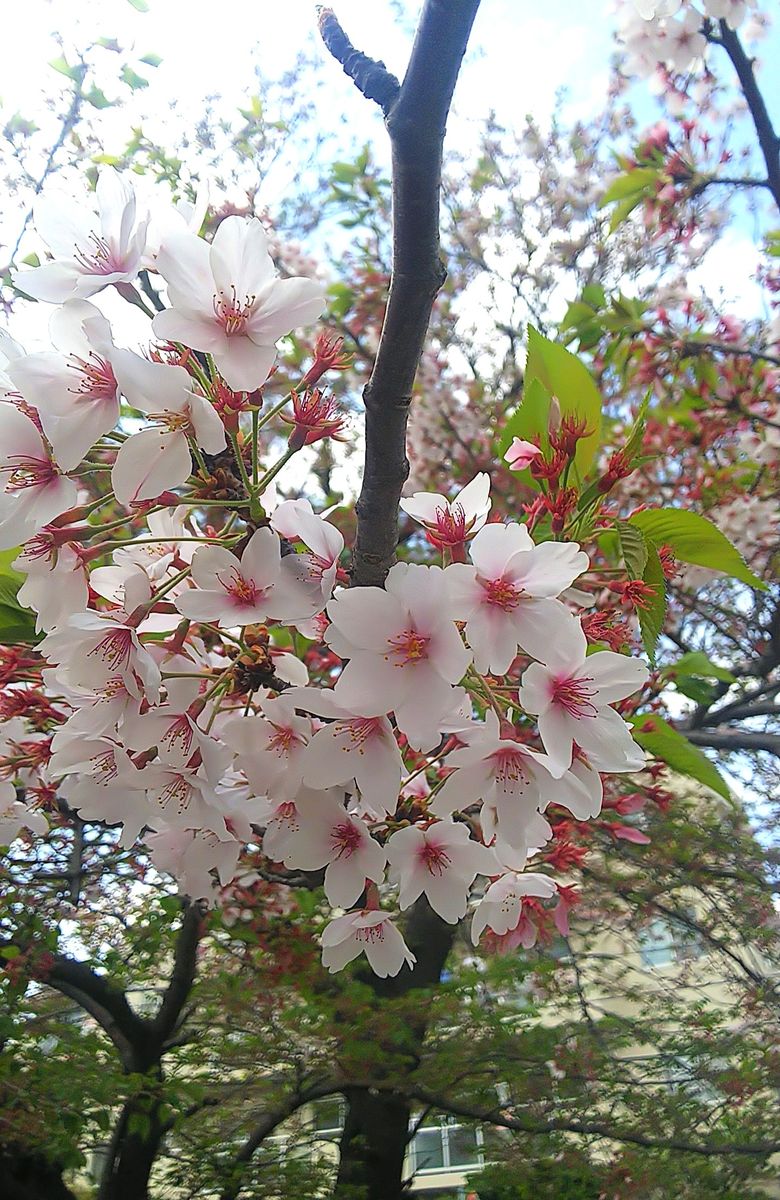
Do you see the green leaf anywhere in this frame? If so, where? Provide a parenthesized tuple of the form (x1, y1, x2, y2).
(85, 86, 113, 109)
(126, 0, 150, 10)
(629, 508, 766, 589)
(581, 283, 606, 309)
(120, 66, 149, 90)
(599, 167, 658, 207)
(498, 377, 551, 459)
(664, 651, 736, 684)
(0, 548, 39, 645)
(49, 55, 87, 84)
(0, 946, 21, 960)
(608, 194, 644, 233)
(524, 326, 602, 474)
(632, 714, 731, 800)
(617, 521, 647, 580)
(638, 543, 666, 663)
(139, 52, 162, 67)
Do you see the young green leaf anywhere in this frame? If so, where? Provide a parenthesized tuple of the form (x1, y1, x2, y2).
(629, 508, 766, 589)
(632, 714, 731, 801)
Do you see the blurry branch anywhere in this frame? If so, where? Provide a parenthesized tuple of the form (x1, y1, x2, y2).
(319, 0, 482, 586)
(684, 728, 780, 759)
(316, 8, 401, 114)
(709, 20, 780, 211)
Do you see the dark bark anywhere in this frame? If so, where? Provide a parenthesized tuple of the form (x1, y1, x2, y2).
(320, 0, 482, 586)
(0, 1149, 78, 1200)
(684, 728, 780, 759)
(332, 898, 458, 1200)
(715, 21, 780, 212)
(37, 901, 205, 1200)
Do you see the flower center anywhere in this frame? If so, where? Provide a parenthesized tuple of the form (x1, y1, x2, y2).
(93, 750, 120, 784)
(386, 628, 430, 666)
(213, 286, 255, 337)
(73, 233, 124, 276)
(218, 567, 264, 607)
(2, 454, 58, 492)
(157, 773, 192, 815)
(550, 675, 598, 719)
(431, 502, 468, 546)
(356, 923, 386, 945)
(482, 575, 523, 612)
(68, 352, 117, 401)
(331, 819, 362, 859)
(419, 840, 451, 876)
(343, 716, 383, 752)
(86, 628, 134, 672)
(491, 748, 531, 789)
(267, 725, 299, 757)
(160, 716, 195, 756)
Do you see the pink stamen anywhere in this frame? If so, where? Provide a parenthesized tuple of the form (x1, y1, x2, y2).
(212, 285, 255, 337)
(550, 675, 598, 719)
(73, 233, 125, 276)
(68, 352, 117, 400)
(386, 628, 430, 666)
(482, 576, 523, 612)
(331, 820, 362, 859)
(419, 840, 451, 876)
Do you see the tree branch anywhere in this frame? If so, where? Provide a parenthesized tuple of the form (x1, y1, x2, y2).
(684, 728, 780, 758)
(150, 900, 205, 1045)
(715, 21, 780, 210)
(317, 7, 401, 114)
(320, 0, 482, 586)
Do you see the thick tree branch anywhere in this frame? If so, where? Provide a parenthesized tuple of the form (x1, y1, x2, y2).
(320, 0, 482, 586)
(684, 728, 780, 759)
(714, 21, 780, 210)
(316, 8, 401, 114)
(43, 956, 149, 1070)
(150, 900, 204, 1045)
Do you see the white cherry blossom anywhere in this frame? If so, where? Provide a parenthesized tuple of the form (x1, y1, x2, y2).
(7, 301, 121, 470)
(14, 534, 88, 633)
(471, 872, 557, 945)
(110, 352, 226, 505)
(280, 790, 387, 908)
(222, 694, 312, 801)
(326, 562, 472, 751)
(445, 522, 589, 674)
(518, 617, 648, 773)
(14, 168, 150, 303)
(387, 819, 496, 922)
(399, 473, 491, 550)
(0, 781, 48, 845)
(152, 216, 326, 391)
(321, 909, 416, 977)
(0, 404, 77, 548)
(176, 527, 321, 627)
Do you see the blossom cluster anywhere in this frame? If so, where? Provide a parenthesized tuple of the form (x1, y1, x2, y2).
(619, 0, 764, 78)
(0, 168, 650, 978)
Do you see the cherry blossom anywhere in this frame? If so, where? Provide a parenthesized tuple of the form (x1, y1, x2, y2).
(279, 790, 387, 908)
(386, 819, 496, 922)
(270, 499, 344, 608)
(176, 527, 321, 626)
(152, 215, 326, 391)
(504, 437, 543, 471)
(222, 694, 312, 801)
(290, 686, 404, 817)
(518, 616, 649, 773)
(0, 404, 78, 549)
(445, 521, 589, 674)
(15, 534, 88, 633)
(471, 871, 557, 945)
(14, 168, 150, 303)
(6, 301, 121, 471)
(399, 473, 491, 552)
(326, 562, 472, 750)
(0, 780, 48, 845)
(321, 909, 416, 977)
(110, 352, 226, 505)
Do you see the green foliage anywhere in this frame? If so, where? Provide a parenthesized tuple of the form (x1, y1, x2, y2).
(468, 1157, 605, 1200)
(632, 713, 730, 800)
(629, 508, 765, 590)
(0, 548, 39, 644)
(524, 326, 602, 474)
(637, 541, 667, 663)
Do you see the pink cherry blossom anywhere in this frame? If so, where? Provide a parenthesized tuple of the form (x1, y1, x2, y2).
(270, 498, 344, 608)
(0, 403, 77, 548)
(280, 790, 387, 908)
(222, 694, 312, 801)
(445, 521, 589, 674)
(321, 909, 415, 977)
(504, 437, 543, 470)
(326, 562, 472, 751)
(518, 616, 649, 773)
(471, 871, 557, 945)
(0, 780, 48, 844)
(7, 301, 121, 471)
(152, 216, 326, 391)
(14, 168, 150, 303)
(399, 473, 491, 551)
(14, 533, 88, 633)
(386, 819, 496, 922)
(176, 527, 321, 627)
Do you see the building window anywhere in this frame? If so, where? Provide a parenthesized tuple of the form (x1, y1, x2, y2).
(408, 1115, 484, 1173)
(638, 911, 705, 967)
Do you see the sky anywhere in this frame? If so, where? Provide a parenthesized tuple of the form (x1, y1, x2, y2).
(1, 0, 778, 348)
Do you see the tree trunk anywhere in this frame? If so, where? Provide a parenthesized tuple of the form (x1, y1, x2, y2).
(97, 1091, 168, 1200)
(333, 1090, 412, 1200)
(0, 1149, 78, 1200)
